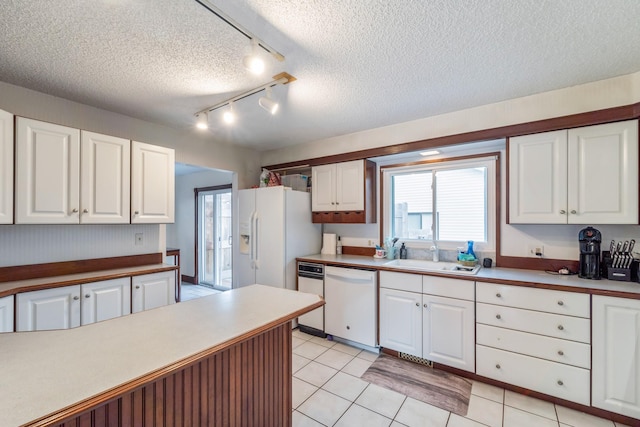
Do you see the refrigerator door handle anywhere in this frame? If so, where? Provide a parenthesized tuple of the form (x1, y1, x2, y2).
(249, 211, 256, 267)
(254, 213, 259, 269)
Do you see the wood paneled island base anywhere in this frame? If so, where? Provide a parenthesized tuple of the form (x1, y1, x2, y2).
(54, 323, 292, 427)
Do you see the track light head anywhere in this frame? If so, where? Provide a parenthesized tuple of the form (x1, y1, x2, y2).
(259, 87, 279, 114)
(196, 112, 209, 130)
(243, 39, 265, 75)
(223, 102, 236, 124)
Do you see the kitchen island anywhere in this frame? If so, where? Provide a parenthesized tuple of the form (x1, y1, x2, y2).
(0, 284, 323, 427)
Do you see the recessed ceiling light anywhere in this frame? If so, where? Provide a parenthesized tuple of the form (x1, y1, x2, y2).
(223, 102, 236, 124)
(420, 150, 440, 156)
(196, 112, 208, 130)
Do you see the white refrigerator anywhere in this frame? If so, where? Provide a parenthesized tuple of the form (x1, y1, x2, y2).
(237, 186, 321, 290)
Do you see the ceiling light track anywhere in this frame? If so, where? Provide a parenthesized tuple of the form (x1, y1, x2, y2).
(194, 0, 285, 62)
(196, 72, 296, 118)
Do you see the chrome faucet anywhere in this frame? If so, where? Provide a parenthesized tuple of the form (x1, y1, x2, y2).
(431, 245, 439, 262)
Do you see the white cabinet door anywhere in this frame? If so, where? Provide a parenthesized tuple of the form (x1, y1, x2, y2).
(567, 120, 638, 224)
(80, 131, 130, 224)
(15, 118, 80, 224)
(132, 271, 176, 313)
(508, 130, 567, 224)
(336, 160, 364, 211)
(131, 141, 175, 223)
(423, 295, 475, 372)
(311, 164, 336, 212)
(16, 286, 81, 331)
(0, 109, 13, 224)
(593, 296, 640, 419)
(379, 288, 422, 357)
(81, 278, 131, 325)
(0, 295, 14, 333)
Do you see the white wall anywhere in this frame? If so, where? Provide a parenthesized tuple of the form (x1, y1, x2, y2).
(167, 169, 233, 278)
(0, 81, 258, 267)
(263, 71, 640, 263)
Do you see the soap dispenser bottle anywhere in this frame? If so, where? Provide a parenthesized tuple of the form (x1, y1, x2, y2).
(399, 243, 407, 259)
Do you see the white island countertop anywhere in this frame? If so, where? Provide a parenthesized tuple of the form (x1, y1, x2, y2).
(0, 284, 323, 427)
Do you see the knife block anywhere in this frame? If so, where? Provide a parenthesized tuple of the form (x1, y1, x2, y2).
(602, 251, 638, 281)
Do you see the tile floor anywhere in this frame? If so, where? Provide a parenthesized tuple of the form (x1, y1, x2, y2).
(180, 283, 221, 301)
(292, 329, 631, 427)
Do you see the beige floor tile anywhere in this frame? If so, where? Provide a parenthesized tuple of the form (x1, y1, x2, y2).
(464, 394, 504, 427)
(394, 397, 450, 427)
(294, 361, 338, 387)
(447, 413, 489, 427)
(292, 377, 318, 409)
(293, 353, 312, 374)
(332, 342, 363, 356)
(355, 383, 406, 419)
(335, 404, 393, 427)
(294, 341, 330, 360)
(357, 349, 380, 362)
(292, 336, 307, 349)
(293, 329, 313, 340)
(504, 406, 559, 427)
(504, 390, 557, 420)
(292, 410, 325, 427)
(315, 348, 355, 370)
(471, 381, 504, 403)
(297, 389, 351, 426)
(556, 405, 615, 427)
(322, 371, 369, 401)
(341, 356, 374, 377)
(309, 335, 336, 348)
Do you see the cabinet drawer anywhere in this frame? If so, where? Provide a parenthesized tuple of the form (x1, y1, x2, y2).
(380, 271, 422, 293)
(476, 345, 590, 405)
(423, 276, 474, 301)
(476, 324, 590, 369)
(476, 282, 590, 317)
(477, 303, 590, 343)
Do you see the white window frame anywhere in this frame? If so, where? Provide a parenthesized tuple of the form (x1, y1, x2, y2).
(381, 155, 497, 252)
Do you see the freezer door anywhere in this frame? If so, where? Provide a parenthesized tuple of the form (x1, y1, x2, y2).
(254, 187, 285, 287)
(236, 189, 256, 287)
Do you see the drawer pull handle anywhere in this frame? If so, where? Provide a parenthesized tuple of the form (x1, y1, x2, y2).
(495, 364, 501, 369)
(557, 380, 564, 386)
(496, 293, 501, 298)
(557, 325, 564, 331)
(558, 350, 564, 356)
(496, 314, 501, 319)
(557, 300, 564, 306)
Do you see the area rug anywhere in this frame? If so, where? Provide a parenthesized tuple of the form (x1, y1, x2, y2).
(361, 354, 472, 416)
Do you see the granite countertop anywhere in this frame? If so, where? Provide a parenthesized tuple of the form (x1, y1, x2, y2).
(297, 254, 640, 297)
(0, 285, 323, 427)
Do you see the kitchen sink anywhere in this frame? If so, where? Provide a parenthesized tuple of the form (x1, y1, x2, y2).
(383, 259, 481, 275)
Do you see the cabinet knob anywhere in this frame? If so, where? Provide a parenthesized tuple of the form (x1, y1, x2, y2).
(423, 303, 428, 308)
(135, 285, 140, 289)
(331, 202, 335, 205)
(496, 293, 501, 298)
(83, 209, 89, 214)
(73, 296, 79, 300)
(560, 209, 566, 214)
(557, 325, 564, 331)
(557, 300, 564, 306)
(415, 302, 420, 307)
(557, 380, 564, 386)
(557, 350, 564, 356)
(496, 314, 501, 319)
(71, 208, 79, 213)
(570, 210, 577, 214)
(336, 202, 339, 205)
(85, 294, 90, 298)
(346, 325, 350, 330)
(495, 364, 501, 369)
(134, 211, 139, 215)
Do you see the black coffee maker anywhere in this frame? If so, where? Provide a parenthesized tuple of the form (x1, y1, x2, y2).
(578, 226, 601, 280)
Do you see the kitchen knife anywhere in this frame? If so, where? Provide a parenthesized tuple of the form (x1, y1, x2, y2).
(610, 240, 616, 255)
(629, 239, 635, 253)
(616, 241, 623, 254)
(622, 240, 629, 254)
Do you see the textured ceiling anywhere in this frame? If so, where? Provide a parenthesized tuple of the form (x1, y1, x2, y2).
(1, 0, 640, 151)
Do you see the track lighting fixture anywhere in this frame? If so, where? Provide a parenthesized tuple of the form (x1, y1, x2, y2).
(196, 112, 208, 130)
(243, 39, 265, 75)
(194, 72, 296, 128)
(420, 150, 441, 156)
(258, 87, 279, 115)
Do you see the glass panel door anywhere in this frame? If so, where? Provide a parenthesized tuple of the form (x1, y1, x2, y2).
(198, 189, 232, 290)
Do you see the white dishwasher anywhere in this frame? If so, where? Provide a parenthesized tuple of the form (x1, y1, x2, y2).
(324, 265, 377, 347)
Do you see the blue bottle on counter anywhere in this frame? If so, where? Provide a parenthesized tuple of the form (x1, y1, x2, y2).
(467, 241, 476, 260)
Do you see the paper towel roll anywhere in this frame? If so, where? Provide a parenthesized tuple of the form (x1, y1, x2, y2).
(321, 233, 337, 255)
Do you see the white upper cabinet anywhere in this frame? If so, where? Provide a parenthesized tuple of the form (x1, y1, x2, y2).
(80, 131, 130, 224)
(312, 160, 364, 212)
(15, 118, 81, 224)
(131, 141, 175, 223)
(0, 109, 13, 224)
(509, 120, 639, 224)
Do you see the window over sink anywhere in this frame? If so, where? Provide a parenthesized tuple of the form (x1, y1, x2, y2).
(381, 155, 497, 251)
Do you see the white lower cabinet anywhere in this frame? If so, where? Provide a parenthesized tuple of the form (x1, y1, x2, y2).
(592, 296, 640, 419)
(17, 286, 81, 331)
(379, 272, 475, 372)
(81, 278, 131, 325)
(132, 271, 176, 313)
(0, 295, 14, 333)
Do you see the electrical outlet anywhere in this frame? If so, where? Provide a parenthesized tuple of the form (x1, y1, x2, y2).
(135, 233, 143, 246)
(368, 240, 374, 247)
(528, 244, 544, 257)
